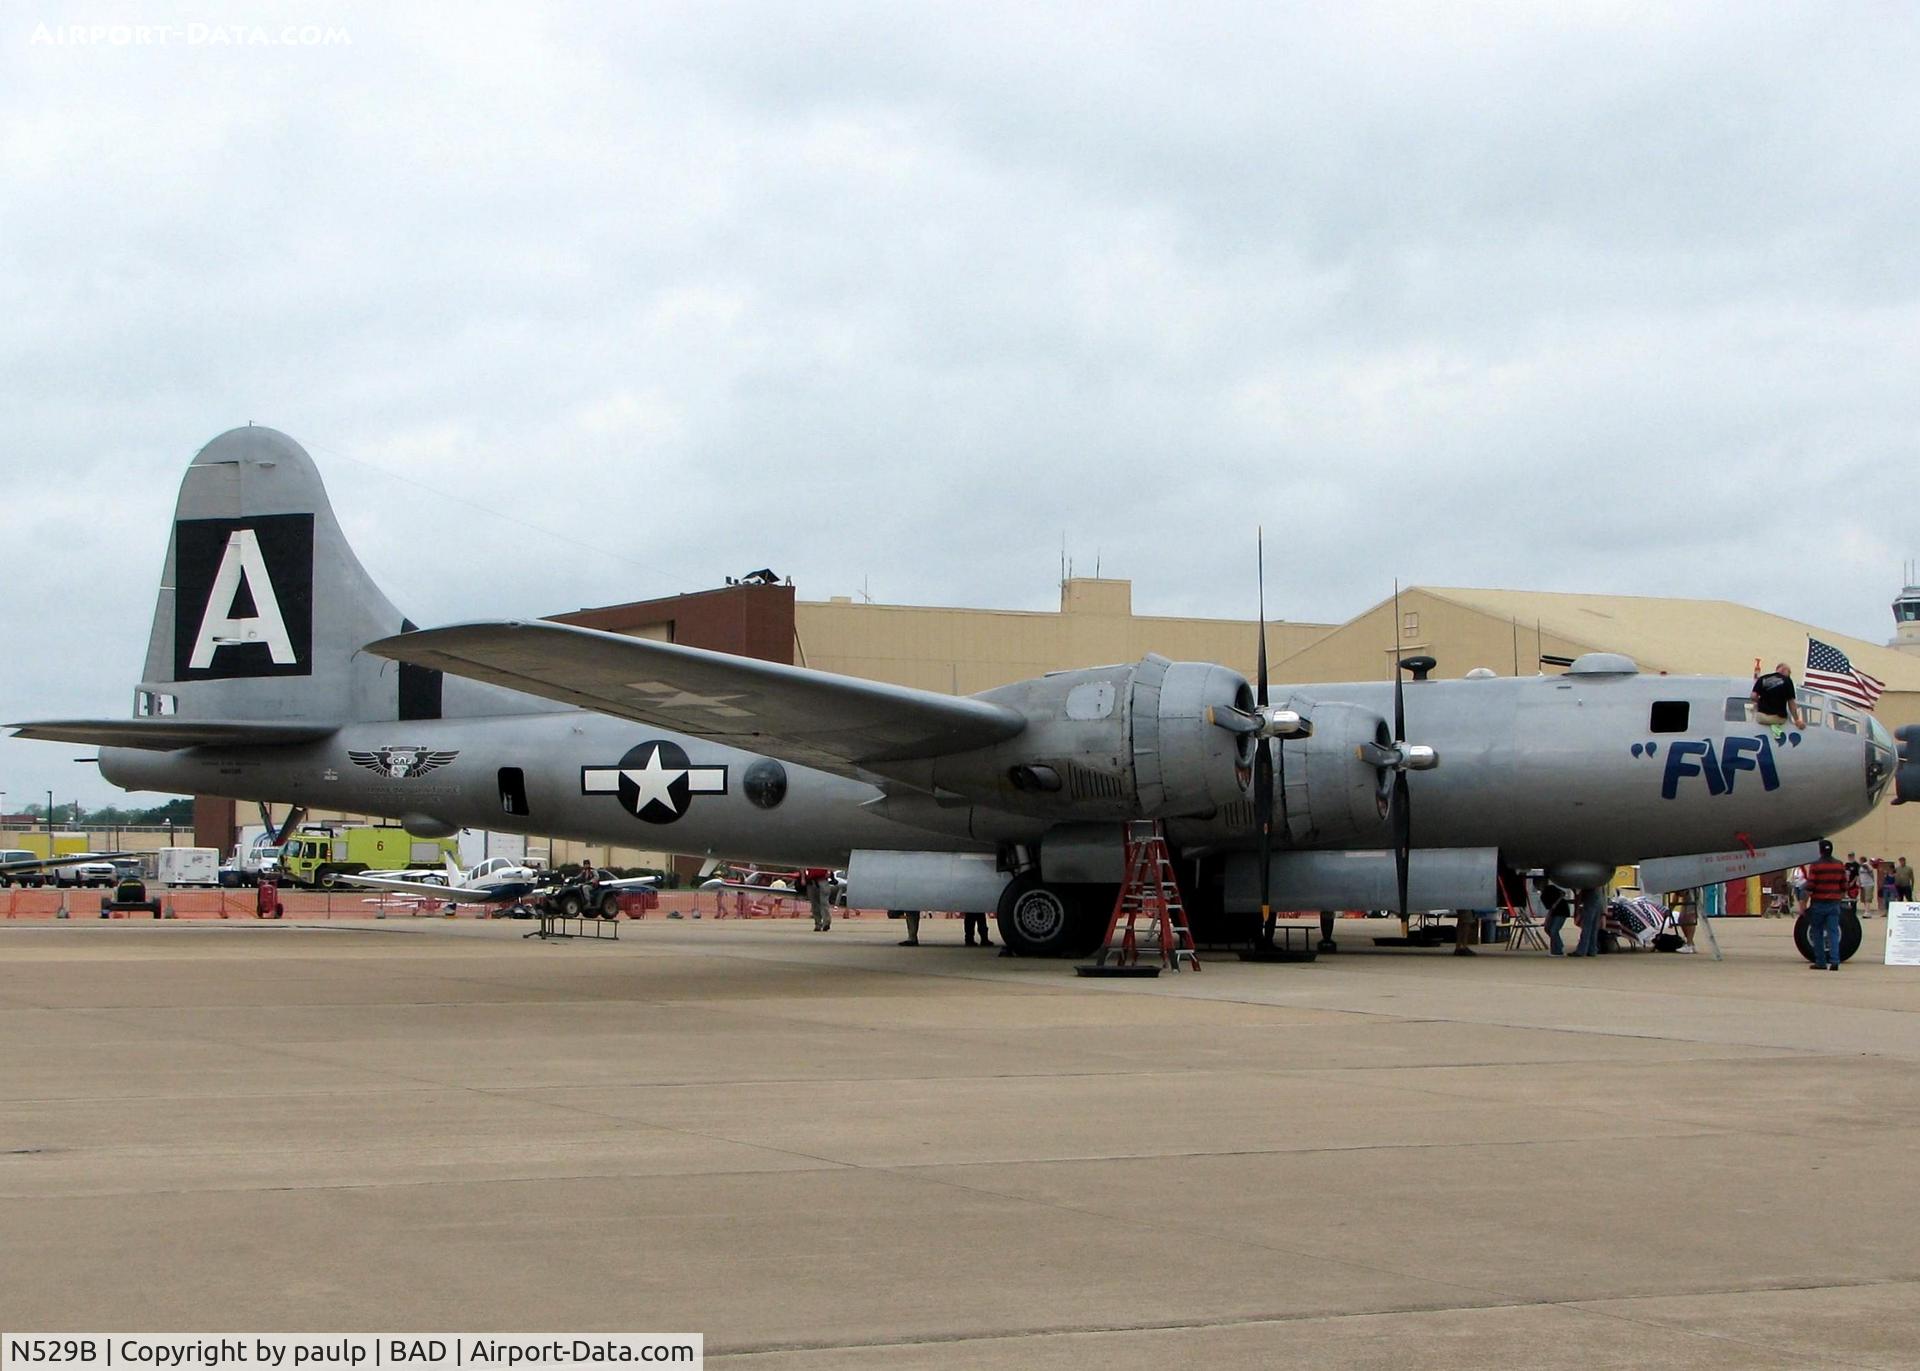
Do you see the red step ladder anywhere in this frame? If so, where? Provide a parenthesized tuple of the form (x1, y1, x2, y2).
(1080, 821, 1199, 975)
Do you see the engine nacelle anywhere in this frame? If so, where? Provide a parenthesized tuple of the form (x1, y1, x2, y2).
(920, 655, 1255, 820)
(1273, 699, 1396, 847)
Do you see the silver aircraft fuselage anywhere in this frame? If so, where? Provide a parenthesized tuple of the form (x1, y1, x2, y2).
(100, 667, 1893, 873)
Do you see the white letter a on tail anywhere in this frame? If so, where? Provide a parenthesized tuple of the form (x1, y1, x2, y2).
(189, 528, 295, 667)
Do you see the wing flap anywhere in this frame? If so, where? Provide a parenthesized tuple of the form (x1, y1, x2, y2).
(10, 719, 339, 751)
(365, 621, 1026, 775)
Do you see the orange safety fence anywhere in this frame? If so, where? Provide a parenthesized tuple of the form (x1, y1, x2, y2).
(0, 886, 491, 921)
(679, 890, 951, 920)
(1, 886, 953, 924)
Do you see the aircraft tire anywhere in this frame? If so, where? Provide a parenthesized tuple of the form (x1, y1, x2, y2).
(995, 876, 1108, 958)
(1793, 909, 1863, 964)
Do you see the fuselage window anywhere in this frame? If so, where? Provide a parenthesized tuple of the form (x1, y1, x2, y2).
(1650, 701, 1690, 734)
(1723, 697, 1751, 723)
(498, 767, 530, 817)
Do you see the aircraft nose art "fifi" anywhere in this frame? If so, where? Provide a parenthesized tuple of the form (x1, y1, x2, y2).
(1629, 732, 1788, 800)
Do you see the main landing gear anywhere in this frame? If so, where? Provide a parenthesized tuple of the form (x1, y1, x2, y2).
(994, 874, 1112, 959)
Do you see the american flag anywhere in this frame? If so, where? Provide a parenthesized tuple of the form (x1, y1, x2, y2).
(1805, 637, 1885, 711)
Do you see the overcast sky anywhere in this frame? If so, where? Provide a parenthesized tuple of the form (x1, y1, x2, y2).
(4, 1, 1917, 807)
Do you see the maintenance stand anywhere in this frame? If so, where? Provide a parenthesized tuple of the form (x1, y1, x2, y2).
(524, 911, 620, 941)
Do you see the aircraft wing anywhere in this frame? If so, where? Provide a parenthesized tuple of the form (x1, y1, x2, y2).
(365, 621, 1027, 776)
(1, 852, 134, 874)
(333, 872, 509, 903)
(9, 719, 337, 750)
(597, 875, 659, 891)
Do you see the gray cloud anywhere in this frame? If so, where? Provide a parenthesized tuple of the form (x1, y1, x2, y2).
(4, 1, 1917, 803)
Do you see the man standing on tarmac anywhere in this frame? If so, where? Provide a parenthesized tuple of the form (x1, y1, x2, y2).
(1804, 839, 1850, 970)
(1570, 887, 1607, 957)
(1537, 876, 1573, 956)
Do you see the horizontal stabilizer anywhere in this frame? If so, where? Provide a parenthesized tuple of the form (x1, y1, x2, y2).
(1637, 842, 1821, 895)
(9, 718, 338, 751)
(365, 620, 1027, 776)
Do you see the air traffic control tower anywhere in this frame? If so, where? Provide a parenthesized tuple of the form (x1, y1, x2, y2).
(1891, 566, 1920, 656)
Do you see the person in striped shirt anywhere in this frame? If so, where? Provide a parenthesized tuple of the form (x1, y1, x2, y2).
(1804, 839, 1850, 970)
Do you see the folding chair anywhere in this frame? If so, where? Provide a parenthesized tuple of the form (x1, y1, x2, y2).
(1504, 878, 1550, 952)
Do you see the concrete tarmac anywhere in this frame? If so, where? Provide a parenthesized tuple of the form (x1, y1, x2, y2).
(2, 915, 1917, 1367)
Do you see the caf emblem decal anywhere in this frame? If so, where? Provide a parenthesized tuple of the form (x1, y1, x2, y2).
(348, 746, 460, 780)
(583, 741, 727, 824)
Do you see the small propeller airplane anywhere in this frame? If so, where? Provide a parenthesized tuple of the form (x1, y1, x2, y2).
(12, 426, 1909, 961)
(698, 863, 837, 896)
(338, 854, 655, 915)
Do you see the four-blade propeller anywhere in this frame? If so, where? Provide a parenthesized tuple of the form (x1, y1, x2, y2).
(1354, 584, 1440, 916)
(1212, 562, 1441, 923)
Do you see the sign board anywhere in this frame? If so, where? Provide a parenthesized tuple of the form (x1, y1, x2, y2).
(1886, 902, 1920, 967)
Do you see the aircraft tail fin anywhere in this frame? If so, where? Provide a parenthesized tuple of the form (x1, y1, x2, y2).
(130, 426, 443, 728)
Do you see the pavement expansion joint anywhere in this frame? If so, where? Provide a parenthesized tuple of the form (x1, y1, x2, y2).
(707, 1278, 1912, 1366)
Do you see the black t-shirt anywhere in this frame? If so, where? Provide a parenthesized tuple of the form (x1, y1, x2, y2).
(1753, 672, 1796, 715)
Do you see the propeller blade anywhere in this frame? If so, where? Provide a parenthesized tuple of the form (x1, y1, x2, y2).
(1257, 529, 1269, 709)
(1255, 530, 1272, 927)
(1392, 580, 1405, 744)
(1390, 582, 1409, 916)
(1208, 706, 1261, 736)
(1393, 771, 1411, 916)
(1255, 737, 1273, 921)
(271, 806, 308, 849)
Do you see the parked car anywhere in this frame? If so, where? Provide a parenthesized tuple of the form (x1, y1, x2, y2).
(55, 861, 118, 889)
(0, 849, 41, 887)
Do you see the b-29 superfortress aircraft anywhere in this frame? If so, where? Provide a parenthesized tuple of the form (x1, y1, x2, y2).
(13, 427, 1909, 957)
